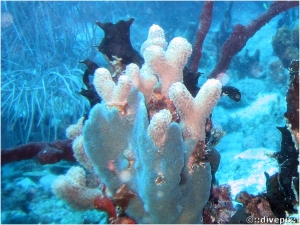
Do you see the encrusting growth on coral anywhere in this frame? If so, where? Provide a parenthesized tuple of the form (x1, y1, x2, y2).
(53, 23, 223, 223)
(236, 192, 276, 221)
(146, 91, 179, 122)
(203, 184, 235, 224)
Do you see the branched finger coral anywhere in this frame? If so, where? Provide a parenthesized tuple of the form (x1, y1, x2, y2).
(53, 24, 222, 224)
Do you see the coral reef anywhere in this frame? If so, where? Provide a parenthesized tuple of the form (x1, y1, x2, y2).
(2, 2, 299, 224)
(53, 24, 223, 224)
(52, 4, 298, 222)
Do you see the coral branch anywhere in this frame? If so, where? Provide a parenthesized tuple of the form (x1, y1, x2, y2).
(188, 1, 214, 73)
(169, 79, 222, 140)
(147, 109, 172, 147)
(208, 0, 299, 78)
(52, 166, 103, 210)
(142, 32, 192, 97)
(53, 166, 137, 224)
(1, 139, 75, 165)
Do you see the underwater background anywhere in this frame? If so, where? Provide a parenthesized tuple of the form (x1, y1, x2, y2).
(1, 1, 299, 224)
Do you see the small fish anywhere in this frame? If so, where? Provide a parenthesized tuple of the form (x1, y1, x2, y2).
(263, 2, 269, 10)
(221, 86, 241, 102)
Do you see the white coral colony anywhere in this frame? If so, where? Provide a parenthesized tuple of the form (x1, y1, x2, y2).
(53, 24, 222, 224)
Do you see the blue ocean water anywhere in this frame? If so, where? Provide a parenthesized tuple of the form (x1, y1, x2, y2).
(1, 1, 299, 224)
